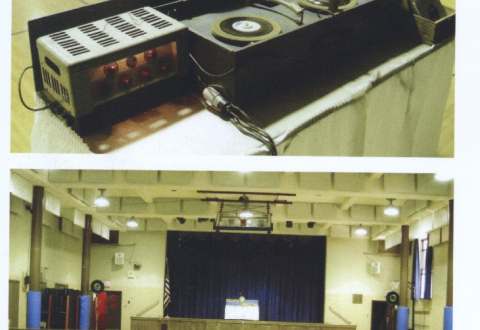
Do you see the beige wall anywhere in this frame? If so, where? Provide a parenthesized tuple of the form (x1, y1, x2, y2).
(90, 230, 167, 330)
(325, 237, 401, 330)
(9, 195, 83, 328)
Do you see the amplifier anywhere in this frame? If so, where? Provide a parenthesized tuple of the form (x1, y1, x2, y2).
(36, 6, 189, 134)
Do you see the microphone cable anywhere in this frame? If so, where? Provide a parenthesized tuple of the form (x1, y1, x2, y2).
(202, 86, 277, 156)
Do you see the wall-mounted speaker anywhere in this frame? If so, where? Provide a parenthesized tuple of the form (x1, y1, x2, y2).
(371, 261, 381, 275)
(115, 252, 125, 265)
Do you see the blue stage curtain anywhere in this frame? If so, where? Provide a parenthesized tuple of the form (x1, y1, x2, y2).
(423, 245, 433, 299)
(411, 239, 421, 300)
(166, 232, 326, 323)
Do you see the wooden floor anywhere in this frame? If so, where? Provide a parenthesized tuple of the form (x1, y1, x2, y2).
(9, 0, 455, 156)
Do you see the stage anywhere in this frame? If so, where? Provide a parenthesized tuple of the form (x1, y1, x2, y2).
(131, 317, 356, 330)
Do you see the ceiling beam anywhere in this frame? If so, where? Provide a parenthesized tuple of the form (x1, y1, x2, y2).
(136, 189, 154, 203)
(340, 197, 357, 210)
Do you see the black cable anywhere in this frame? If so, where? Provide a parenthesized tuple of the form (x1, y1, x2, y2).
(18, 66, 50, 111)
(226, 104, 277, 155)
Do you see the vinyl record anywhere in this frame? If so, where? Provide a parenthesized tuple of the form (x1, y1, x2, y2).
(211, 15, 281, 44)
(298, 0, 358, 11)
(386, 291, 399, 305)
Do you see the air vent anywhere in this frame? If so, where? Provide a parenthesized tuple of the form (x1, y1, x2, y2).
(130, 8, 173, 30)
(78, 23, 120, 47)
(60, 85, 71, 104)
(41, 66, 71, 104)
(51, 76, 60, 94)
(49, 31, 90, 56)
(104, 16, 147, 38)
(42, 67, 52, 87)
(130, 8, 150, 16)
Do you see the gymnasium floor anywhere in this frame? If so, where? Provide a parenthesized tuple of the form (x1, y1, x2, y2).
(9, 0, 455, 156)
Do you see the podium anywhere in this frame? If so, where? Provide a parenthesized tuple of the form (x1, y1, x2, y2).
(225, 299, 259, 321)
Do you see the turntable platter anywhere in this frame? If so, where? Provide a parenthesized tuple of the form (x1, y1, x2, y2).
(211, 14, 282, 44)
(297, 0, 358, 11)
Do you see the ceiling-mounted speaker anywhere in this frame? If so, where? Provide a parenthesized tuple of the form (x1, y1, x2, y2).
(386, 291, 399, 305)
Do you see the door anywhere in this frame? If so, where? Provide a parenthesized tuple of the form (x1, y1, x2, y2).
(9, 280, 20, 328)
(371, 300, 388, 330)
(93, 291, 122, 330)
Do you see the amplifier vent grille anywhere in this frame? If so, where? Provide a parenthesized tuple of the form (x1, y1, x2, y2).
(49, 31, 90, 56)
(41, 67, 71, 104)
(104, 16, 147, 38)
(130, 8, 173, 30)
(78, 23, 120, 47)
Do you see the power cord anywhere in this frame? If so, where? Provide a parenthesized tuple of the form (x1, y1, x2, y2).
(203, 87, 277, 155)
(18, 66, 50, 111)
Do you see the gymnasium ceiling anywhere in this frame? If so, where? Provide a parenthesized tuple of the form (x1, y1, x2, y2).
(10, 169, 453, 240)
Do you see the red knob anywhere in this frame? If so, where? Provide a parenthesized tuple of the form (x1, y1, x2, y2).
(144, 49, 157, 62)
(118, 74, 133, 89)
(103, 62, 119, 77)
(138, 68, 152, 80)
(159, 60, 170, 72)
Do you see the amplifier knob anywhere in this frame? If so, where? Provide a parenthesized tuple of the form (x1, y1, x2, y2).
(126, 56, 138, 68)
(118, 74, 133, 89)
(103, 62, 119, 77)
(144, 49, 157, 62)
(138, 68, 152, 81)
(158, 60, 170, 72)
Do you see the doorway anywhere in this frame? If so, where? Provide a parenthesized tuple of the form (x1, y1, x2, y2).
(92, 291, 122, 330)
(371, 300, 395, 330)
(9, 280, 20, 328)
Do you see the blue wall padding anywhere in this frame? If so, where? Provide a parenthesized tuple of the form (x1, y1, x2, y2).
(27, 291, 41, 329)
(79, 295, 91, 329)
(444, 306, 453, 330)
(397, 306, 409, 330)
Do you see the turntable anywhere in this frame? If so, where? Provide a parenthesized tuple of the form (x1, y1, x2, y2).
(169, 0, 416, 105)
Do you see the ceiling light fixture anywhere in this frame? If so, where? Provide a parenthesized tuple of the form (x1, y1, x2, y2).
(94, 189, 109, 207)
(238, 208, 253, 219)
(384, 199, 399, 216)
(355, 225, 368, 236)
(126, 216, 138, 228)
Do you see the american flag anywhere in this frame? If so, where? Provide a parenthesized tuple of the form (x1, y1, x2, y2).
(163, 258, 171, 311)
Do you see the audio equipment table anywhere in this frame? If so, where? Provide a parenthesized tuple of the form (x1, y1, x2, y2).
(30, 37, 454, 156)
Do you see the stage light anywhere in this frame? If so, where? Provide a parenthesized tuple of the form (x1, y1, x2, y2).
(94, 189, 109, 207)
(384, 199, 399, 216)
(176, 217, 186, 224)
(126, 216, 138, 228)
(355, 225, 368, 236)
(307, 222, 315, 228)
(286, 221, 293, 228)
